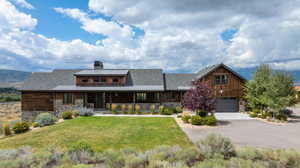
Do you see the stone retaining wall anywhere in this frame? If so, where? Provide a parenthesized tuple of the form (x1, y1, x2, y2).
(54, 99, 84, 115)
(21, 111, 54, 122)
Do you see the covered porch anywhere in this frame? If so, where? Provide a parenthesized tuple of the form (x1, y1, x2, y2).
(83, 92, 163, 111)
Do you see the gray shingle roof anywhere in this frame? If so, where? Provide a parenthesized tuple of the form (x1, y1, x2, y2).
(128, 69, 164, 86)
(20, 69, 164, 91)
(20, 64, 245, 91)
(164, 73, 196, 90)
(20, 70, 80, 91)
(195, 64, 219, 79)
(74, 69, 128, 76)
(52, 85, 164, 91)
(195, 63, 247, 81)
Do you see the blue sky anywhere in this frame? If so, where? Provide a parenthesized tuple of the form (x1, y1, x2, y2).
(0, 0, 300, 72)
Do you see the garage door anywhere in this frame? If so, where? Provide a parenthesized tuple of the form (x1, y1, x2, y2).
(216, 98, 239, 112)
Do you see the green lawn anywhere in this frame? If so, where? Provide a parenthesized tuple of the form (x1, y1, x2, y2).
(0, 117, 192, 151)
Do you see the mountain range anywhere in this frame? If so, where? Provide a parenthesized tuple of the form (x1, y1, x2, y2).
(235, 67, 300, 84)
(0, 68, 299, 88)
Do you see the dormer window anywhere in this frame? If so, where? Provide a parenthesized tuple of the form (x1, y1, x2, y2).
(215, 75, 228, 85)
(101, 78, 107, 83)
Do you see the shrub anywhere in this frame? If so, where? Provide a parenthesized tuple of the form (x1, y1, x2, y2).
(111, 104, 117, 114)
(121, 104, 127, 114)
(259, 112, 267, 119)
(197, 134, 236, 159)
(135, 104, 141, 114)
(175, 106, 183, 114)
(150, 104, 156, 114)
(162, 108, 173, 115)
(79, 107, 94, 116)
(275, 113, 288, 121)
(35, 113, 58, 127)
(237, 147, 265, 161)
(69, 141, 93, 153)
(3, 124, 11, 136)
(203, 115, 217, 126)
(196, 109, 208, 117)
(12, 121, 30, 134)
(191, 115, 203, 125)
(68, 141, 94, 164)
(32, 122, 39, 128)
(182, 112, 191, 123)
(158, 105, 164, 114)
(73, 110, 80, 118)
(62, 111, 73, 120)
(128, 104, 134, 114)
(249, 112, 257, 118)
(252, 109, 261, 114)
(175, 147, 205, 166)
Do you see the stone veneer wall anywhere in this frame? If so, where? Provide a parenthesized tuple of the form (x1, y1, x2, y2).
(54, 98, 84, 116)
(22, 98, 85, 122)
(21, 111, 54, 122)
(239, 99, 246, 112)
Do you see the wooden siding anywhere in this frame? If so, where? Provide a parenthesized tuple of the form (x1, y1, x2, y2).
(76, 76, 126, 86)
(201, 66, 245, 98)
(161, 91, 183, 102)
(22, 92, 54, 111)
(55, 92, 84, 100)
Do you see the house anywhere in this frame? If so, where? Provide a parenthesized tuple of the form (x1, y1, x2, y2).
(20, 61, 246, 121)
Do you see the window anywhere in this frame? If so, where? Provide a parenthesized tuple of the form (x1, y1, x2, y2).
(82, 79, 88, 83)
(215, 75, 228, 85)
(63, 93, 74, 104)
(101, 78, 107, 83)
(94, 78, 100, 82)
(137, 93, 147, 102)
(113, 78, 119, 83)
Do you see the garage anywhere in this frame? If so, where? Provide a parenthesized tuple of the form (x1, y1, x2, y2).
(216, 98, 239, 112)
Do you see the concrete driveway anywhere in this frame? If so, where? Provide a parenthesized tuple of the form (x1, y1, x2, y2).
(180, 108, 300, 150)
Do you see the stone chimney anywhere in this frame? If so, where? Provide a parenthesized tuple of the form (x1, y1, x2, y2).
(94, 61, 103, 70)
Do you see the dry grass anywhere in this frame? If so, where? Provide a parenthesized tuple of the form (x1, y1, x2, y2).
(0, 102, 21, 124)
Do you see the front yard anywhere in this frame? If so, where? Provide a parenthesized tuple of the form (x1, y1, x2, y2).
(0, 116, 192, 151)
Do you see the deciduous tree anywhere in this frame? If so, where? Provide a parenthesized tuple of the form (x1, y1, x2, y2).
(182, 81, 216, 113)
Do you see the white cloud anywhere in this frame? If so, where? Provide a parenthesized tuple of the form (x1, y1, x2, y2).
(87, 0, 300, 71)
(0, 0, 37, 30)
(9, 0, 34, 9)
(1, 0, 300, 72)
(54, 7, 136, 48)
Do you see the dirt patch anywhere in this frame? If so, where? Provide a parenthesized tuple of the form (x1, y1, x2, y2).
(0, 102, 21, 122)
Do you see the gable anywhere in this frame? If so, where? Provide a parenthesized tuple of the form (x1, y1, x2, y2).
(196, 64, 246, 82)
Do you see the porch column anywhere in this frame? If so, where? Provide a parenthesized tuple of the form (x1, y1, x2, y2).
(109, 92, 112, 110)
(103, 92, 105, 109)
(133, 92, 136, 112)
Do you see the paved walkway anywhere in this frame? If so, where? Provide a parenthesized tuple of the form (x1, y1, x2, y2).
(215, 112, 253, 120)
(178, 108, 300, 151)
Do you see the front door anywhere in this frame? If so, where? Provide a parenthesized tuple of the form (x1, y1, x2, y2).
(87, 93, 104, 109)
(95, 93, 103, 109)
